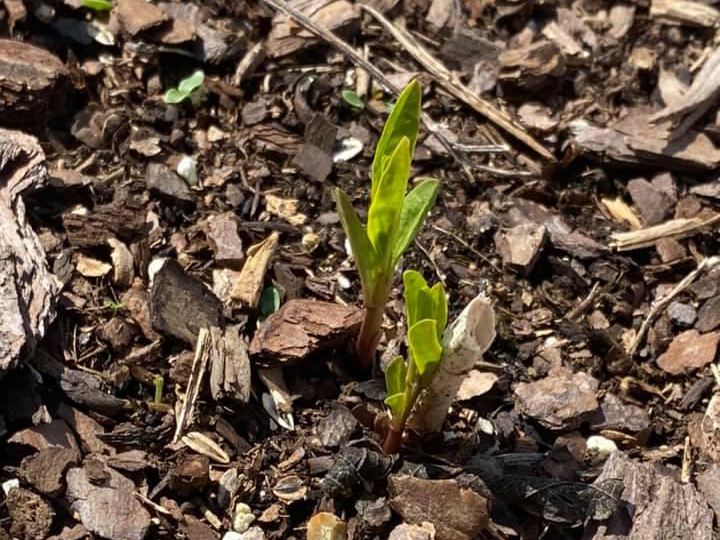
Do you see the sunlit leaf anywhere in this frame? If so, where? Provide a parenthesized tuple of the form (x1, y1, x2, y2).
(392, 178, 439, 267)
(163, 88, 187, 104)
(367, 138, 410, 267)
(178, 70, 204, 94)
(371, 80, 421, 195)
(83, 0, 112, 11)
(334, 188, 378, 299)
(408, 319, 443, 376)
(403, 270, 434, 328)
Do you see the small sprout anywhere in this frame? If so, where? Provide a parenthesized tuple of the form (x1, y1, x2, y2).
(153, 375, 164, 404)
(102, 299, 124, 314)
(383, 270, 447, 453)
(259, 285, 282, 321)
(83, 0, 113, 11)
(335, 80, 439, 369)
(341, 89, 365, 109)
(163, 70, 205, 105)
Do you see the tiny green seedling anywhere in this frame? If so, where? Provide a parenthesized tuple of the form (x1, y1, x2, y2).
(383, 270, 446, 453)
(341, 90, 365, 109)
(164, 70, 205, 105)
(153, 375, 164, 405)
(335, 80, 439, 369)
(83, 0, 113, 10)
(103, 299, 124, 314)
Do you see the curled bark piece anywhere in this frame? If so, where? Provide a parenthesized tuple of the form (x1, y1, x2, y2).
(407, 294, 496, 432)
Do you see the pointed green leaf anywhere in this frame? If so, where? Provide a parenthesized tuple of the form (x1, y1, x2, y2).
(335, 188, 378, 299)
(384, 392, 407, 422)
(391, 178, 439, 268)
(178, 70, 204, 94)
(83, 0, 112, 10)
(403, 270, 426, 327)
(408, 319, 443, 376)
(367, 138, 410, 267)
(371, 80, 421, 195)
(430, 282, 447, 339)
(164, 88, 188, 104)
(385, 356, 407, 397)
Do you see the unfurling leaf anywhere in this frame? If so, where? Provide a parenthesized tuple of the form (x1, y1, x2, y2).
(430, 282, 447, 340)
(403, 270, 433, 327)
(408, 319, 442, 376)
(384, 392, 407, 421)
(367, 137, 410, 265)
(371, 80, 421, 195)
(392, 179, 439, 267)
(334, 188, 378, 299)
(385, 356, 407, 397)
(83, 0, 113, 10)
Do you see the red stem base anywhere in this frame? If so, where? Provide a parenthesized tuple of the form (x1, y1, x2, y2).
(382, 425, 404, 454)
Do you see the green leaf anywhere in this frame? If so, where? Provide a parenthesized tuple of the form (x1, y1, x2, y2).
(391, 178, 439, 268)
(83, 0, 113, 10)
(335, 188, 378, 299)
(430, 282, 448, 339)
(259, 286, 281, 319)
(164, 88, 188, 104)
(385, 356, 407, 397)
(367, 137, 410, 267)
(178, 70, 204, 94)
(341, 90, 365, 109)
(408, 319, 443, 376)
(384, 392, 407, 422)
(403, 270, 434, 328)
(371, 80, 421, 195)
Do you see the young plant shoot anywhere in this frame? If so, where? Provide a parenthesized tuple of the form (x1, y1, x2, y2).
(335, 80, 439, 369)
(383, 270, 447, 453)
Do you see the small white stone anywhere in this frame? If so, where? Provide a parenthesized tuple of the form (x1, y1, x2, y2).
(2, 479, 19, 496)
(177, 155, 198, 185)
(233, 502, 255, 533)
(222, 532, 243, 540)
(337, 273, 351, 290)
(586, 435, 618, 461)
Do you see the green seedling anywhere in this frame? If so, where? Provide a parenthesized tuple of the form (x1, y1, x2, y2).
(335, 80, 439, 369)
(153, 375, 164, 405)
(383, 270, 447, 453)
(83, 0, 113, 10)
(341, 89, 365, 109)
(164, 70, 205, 105)
(102, 299, 124, 314)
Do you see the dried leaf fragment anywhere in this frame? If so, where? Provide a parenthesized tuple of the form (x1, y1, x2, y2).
(181, 431, 230, 464)
(231, 232, 279, 308)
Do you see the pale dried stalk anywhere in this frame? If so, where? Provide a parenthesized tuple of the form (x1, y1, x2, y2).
(627, 255, 720, 356)
(609, 214, 720, 251)
(407, 293, 496, 432)
(172, 328, 211, 443)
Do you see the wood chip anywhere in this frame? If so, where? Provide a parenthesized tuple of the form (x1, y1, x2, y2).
(181, 431, 230, 464)
(650, 0, 720, 27)
(230, 232, 279, 308)
(107, 238, 135, 287)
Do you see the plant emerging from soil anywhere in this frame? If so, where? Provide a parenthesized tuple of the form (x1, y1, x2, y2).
(335, 80, 439, 369)
(164, 70, 205, 106)
(382, 270, 447, 453)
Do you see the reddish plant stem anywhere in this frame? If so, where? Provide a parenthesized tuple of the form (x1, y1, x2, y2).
(356, 303, 385, 370)
(382, 424, 404, 454)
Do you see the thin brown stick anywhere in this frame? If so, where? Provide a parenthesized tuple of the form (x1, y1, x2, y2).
(359, 3, 555, 162)
(628, 256, 720, 356)
(259, 0, 533, 179)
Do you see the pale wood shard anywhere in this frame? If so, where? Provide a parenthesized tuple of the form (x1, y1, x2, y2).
(230, 231, 280, 308)
(208, 325, 251, 403)
(651, 44, 720, 137)
(610, 214, 720, 251)
(172, 328, 212, 444)
(650, 0, 720, 28)
(0, 129, 61, 374)
(266, 0, 359, 57)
